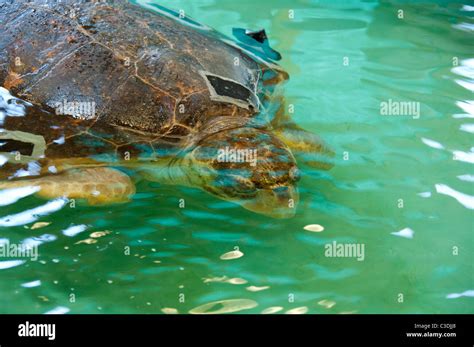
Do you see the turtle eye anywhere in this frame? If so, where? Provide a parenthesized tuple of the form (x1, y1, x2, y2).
(289, 166, 301, 182)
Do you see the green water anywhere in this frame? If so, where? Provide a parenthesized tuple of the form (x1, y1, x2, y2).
(1, 0, 473, 314)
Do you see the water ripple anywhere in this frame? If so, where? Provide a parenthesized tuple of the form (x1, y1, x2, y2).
(0, 199, 68, 227)
(435, 184, 474, 209)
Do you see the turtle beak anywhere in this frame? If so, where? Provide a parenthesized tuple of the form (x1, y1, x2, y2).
(241, 185, 299, 219)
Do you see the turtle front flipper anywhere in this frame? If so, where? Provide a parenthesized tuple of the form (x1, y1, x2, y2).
(274, 123, 335, 170)
(0, 168, 135, 205)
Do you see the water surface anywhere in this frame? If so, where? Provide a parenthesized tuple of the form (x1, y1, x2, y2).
(0, 0, 473, 314)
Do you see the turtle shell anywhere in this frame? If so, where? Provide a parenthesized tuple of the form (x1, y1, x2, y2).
(0, 0, 287, 133)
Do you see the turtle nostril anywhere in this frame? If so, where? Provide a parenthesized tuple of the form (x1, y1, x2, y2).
(289, 166, 301, 182)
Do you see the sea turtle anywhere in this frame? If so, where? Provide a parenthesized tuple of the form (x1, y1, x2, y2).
(0, 0, 333, 218)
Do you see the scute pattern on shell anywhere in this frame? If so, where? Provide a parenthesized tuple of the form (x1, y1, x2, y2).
(0, 0, 264, 141)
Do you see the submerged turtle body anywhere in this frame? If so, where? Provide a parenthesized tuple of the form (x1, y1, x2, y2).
(0, 0, 332, 218)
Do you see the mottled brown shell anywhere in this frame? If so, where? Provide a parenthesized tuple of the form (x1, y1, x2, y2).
(0, 0, 285, 141)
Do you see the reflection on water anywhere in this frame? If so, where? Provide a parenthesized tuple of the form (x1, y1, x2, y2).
(189, 298, 258, 314)
(0, 199, 67, 227)
(0, 0, 473, 314)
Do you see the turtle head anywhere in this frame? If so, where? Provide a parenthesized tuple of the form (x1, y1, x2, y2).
(188, 127, 300, 218)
